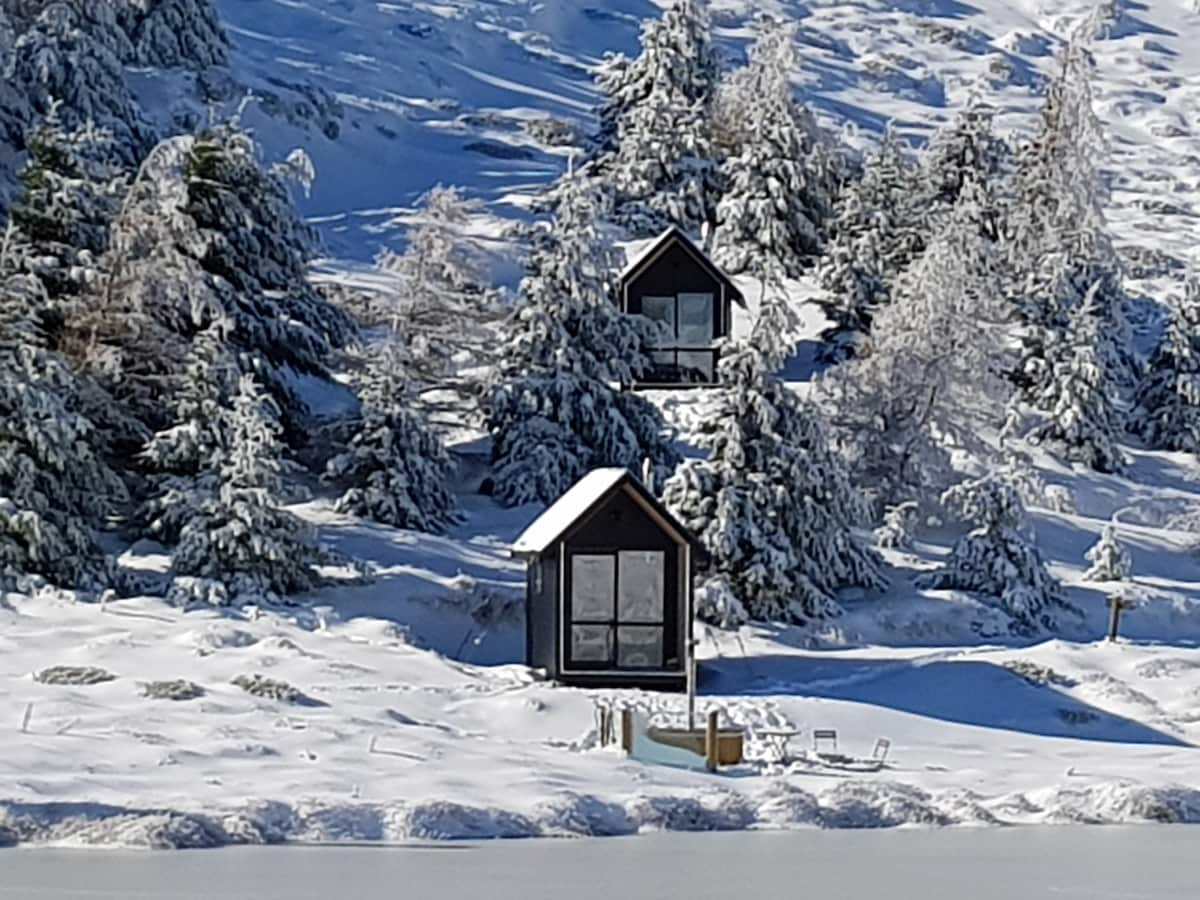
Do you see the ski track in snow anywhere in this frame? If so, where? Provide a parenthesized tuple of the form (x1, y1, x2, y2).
(6, 0, 1200, 847)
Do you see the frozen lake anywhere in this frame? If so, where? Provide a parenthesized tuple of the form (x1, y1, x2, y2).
(3, 827, 1196, 900)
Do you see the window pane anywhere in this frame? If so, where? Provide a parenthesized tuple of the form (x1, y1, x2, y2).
(618, 551, 664, 623)
(677, 293, 714, 345)
(571, 555, 615, 621)
(572, 625, 613, 662)
(618, 626, 663, 668)
(676, 350, 715, 383)
(641, 296, 676, 346)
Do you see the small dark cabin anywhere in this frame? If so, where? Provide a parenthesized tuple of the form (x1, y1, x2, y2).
(511, 468, 699, 691)
(618, 226, 745, 387)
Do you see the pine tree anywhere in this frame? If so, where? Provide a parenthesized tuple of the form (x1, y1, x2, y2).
(919, 472, 1064, 632)
(0, 6, 32, 167)
(374, 185, 499, 386)
(0, 228, 125, 587)
(171, 373, 326, 600)
(9, 108, 129, 303)
(1083, 520, 1130, 582)
(594, 0, 721, 233)
(712, 18, 839, 278)
(816, 125, 925, 360)
(1027, 284, 1128, 473)
(325, 339, 461, 533)
(137, 321, 237, 543)
(90, 125, 354, 440)
(7, 0, 152, 162)
(918, 97, 1009, 233)
(1133, 279, 1200, 453)
(1007, 36, 1132, 398)
(663, 267, 884, 625)
(116, 0, 229, 69)
(484, 172, 679, 507)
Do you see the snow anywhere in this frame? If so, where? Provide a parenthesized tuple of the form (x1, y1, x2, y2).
(511, 468, 632, 556)
(8, 0, 1200, 852)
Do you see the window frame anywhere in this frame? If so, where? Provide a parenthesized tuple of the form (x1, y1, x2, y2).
(565, 547, 669, 671)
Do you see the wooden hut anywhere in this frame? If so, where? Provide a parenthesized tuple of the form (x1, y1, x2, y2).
(617, 226, 745, 387)
(511, 468, 699, 691)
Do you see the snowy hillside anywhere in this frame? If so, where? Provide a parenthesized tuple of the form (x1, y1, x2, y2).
(5, 0, 1200, 849)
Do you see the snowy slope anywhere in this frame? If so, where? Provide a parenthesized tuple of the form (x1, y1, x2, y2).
(5, 0, 1200, 848)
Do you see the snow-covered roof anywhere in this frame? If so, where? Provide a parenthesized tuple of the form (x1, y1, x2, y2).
(617, 226, 745, 304)
(511, 468, 630, 557)
(511, 468, 698, 558)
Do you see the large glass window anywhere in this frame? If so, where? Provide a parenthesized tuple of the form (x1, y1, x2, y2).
(638, 292, 716, 382)
(569, 550, 667, 669)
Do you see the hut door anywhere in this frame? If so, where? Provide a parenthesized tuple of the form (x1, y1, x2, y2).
(567, 550, 668, 670)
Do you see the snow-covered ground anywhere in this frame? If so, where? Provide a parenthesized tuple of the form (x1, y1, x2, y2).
(5, 0, 1200, 848)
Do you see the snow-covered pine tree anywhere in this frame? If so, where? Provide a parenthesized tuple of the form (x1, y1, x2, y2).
(918, 97, 1009, 233)
(0, 6, 32, 170)
(663, 265, 884, 625)
(1132, 278, 1200, 452)
(137, 320, 237, 543)
(816, 125, 925, 360)
(9, 107, 129, 303)
(115, 0, 230, 70)
(325, 339, 461, 533)
(7, 1, 152, 163)
(919, 472, 1064, 632)
(172, 372, 326, 599)
(1083, 520, 1130, 582)
(374, 185, 500, 386)
(485, 171, 678, 507)
(1027, 283, 1128, 473)
(712, 18, 839, 278)
(93, 125, 354, 440)
(819, 193, 1010, 514)
(595, 0, 718, 155)
(593, 0, 721, 234)
(0, 228, 125, 587)
(1007, 35, 1132, 398)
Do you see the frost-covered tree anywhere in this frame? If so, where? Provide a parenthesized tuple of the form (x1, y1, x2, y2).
(712, 18, 839, 277)
(7, 1, 152, 162)
(484, 172, 678, 507)
(374, 185, 500, 385)
(1027, 284, 1127, 473)
(594, 0, 721, 233)
(817, 125, 925, 360)
(171, 373, 326, 599)
(1083, 520, 1130, 582)
(0, 7, 32, 170)
(325, 339, 460, 533)
(90, 125, 354, 438)
(819, 196, 1010, 513)
(664, 268, 883, 625)
(1132, 279, 1200, 452)
(919, 472, 1064, 632)
(0, 230, 124, 587)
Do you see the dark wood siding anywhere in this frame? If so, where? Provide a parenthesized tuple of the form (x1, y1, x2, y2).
(526, 551, 559, 674)
(625, 242, 729, 338)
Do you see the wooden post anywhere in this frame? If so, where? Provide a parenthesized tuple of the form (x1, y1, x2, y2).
(620, 708, 633, 754)
(704, 710, 718, 773)
(686, 638, 698, 732)
(1107, 593, 1132, 642)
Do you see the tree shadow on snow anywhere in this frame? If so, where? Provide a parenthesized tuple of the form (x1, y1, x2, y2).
(700, 654, 1191, 747)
